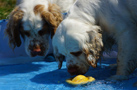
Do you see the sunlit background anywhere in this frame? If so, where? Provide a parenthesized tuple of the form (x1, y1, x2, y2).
(0, 0, 16, 19)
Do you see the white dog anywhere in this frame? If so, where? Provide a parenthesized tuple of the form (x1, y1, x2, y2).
(52, 0, 137, 80)
(0, 0, 76, 65)
(0, 20, 44, 65)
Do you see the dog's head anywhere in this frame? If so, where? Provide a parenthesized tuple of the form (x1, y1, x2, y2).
(5, 2, 62, 57)
(53, 19, 103, 75)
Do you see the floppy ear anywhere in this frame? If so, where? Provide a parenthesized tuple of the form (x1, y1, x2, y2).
(40, 3, 63, 38)
(5, 6, 24, 49)
(53, 47, 65, 69)
(83, 27, 103, 68)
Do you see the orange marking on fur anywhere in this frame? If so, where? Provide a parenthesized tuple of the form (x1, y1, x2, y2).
(34, 4, 45, 15)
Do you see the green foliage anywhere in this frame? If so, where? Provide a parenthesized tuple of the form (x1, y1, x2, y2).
(0, 0, 16, 19)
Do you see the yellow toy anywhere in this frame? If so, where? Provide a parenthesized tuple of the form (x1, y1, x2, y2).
(66, 75, 95, 85)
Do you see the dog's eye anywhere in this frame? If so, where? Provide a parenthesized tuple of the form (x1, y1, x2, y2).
(70, 51, 82, 57)
(38, 30, 48, 36)
(23, 31, 30, 37)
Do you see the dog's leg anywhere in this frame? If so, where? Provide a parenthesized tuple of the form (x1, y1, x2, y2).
(108, 30, 137, 80)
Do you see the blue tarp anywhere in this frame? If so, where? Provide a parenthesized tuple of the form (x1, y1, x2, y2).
(0, 60, 137, 90)
(0, 20, 137, 90)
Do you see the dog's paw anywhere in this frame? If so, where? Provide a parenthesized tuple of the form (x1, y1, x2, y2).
(106, 75, 129, 81)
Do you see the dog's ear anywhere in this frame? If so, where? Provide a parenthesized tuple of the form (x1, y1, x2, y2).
(83, 27, 103, 68)
(53, 47, 65, 69)
(5, 6, 24, 49)
(38, 3, 63, 38)
(83, 48, 97, 68)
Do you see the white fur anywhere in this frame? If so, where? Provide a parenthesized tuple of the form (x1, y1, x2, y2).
(16, 0, 76, 13)
(17, 0, 76, 57)
(0, 21, 45, 65)
(0, 0, 76, 65)
(53, 0, 137, 79)
(17, 0, 51, 57)
(49, 0, 76, 13)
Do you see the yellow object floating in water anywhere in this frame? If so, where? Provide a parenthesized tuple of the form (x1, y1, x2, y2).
(66, 75, 95, 85)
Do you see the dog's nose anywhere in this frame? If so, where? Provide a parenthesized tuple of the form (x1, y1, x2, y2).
(67, 65, 79, 75)
(33, 44, 41, 52)
(31, 44, 43, 56)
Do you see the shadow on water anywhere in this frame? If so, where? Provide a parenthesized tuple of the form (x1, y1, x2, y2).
(30, 68, 71, 86)
(30, 63, 116, 86)
(0, 62, 45, 76)
(29, 60, 137, 89)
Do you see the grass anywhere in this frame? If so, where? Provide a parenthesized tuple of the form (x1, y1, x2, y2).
(0, 0, 16, 20)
